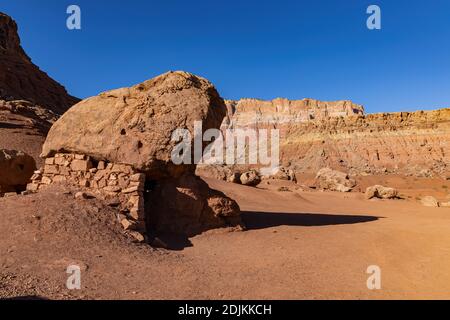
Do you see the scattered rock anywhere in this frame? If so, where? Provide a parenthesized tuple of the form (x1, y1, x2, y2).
(277, 186, 291, 192)
(240, 170, 261, 186)
(128, 231, 145, 243)
(365, 185, 398, 200)
(74, 192, 88, 200)
(420, 196, 440, 207)
(315, 167, 356, 192)
(269, 167, 297, 182)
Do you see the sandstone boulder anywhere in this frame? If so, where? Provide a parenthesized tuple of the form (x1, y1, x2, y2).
(420, 196, 440, 207)
(365, 185, 398, 200)
(240, 170, 261, 186)
(315, 167, 356, 192)
(195, 164, 242, 184)
(42, 71, 226, 179)
(0, 149, 36, 193)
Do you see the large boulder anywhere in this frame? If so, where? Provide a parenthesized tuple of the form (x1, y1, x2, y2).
(315, 167, 356, 192)
(0, 149, 36, 193)
(42, 71, 226, 179)
(365, 185, 398, 200)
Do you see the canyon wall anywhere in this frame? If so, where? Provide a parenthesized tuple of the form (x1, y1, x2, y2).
(222, 98, 450, 177)
(0, 12, 79, 165)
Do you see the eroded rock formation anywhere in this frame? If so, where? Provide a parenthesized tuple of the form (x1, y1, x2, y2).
(0, 12, 78, 113)
(219, 98, 450, 178)
(0, 12, 79, 165)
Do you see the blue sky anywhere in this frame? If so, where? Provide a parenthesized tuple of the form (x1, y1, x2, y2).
(1, 0, 450, 113)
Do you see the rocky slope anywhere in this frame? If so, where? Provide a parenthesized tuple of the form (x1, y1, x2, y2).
(0, 12, 79, 165)
(221, 98, 450, 177)
(0, 13, 78, 113)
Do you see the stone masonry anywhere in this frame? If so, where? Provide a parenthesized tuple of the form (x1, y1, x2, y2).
(27, 153, 146, 240)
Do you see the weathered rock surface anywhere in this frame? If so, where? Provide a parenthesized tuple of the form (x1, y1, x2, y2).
(0, 13, 78, 113)
(0, 13, 79, 166)
(145, 173, 242, 236)
(224, 98, 364, 127)
(315, 167, 356, 192)
(42, 71, 226, 179)
(420, 196, 440, 207)
(365, 185, 398, 200)
(0, 149, 36, 193)
(240, 170, 261, 186)
(266, 166, 297, 182)
(220, 97, 450, 177)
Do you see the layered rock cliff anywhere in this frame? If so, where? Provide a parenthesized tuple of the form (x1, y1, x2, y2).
(0, 12, 79, 165)
(223, 98, 364, 128)
(221, 98, 450, 177)
(0, 12, 78, 113)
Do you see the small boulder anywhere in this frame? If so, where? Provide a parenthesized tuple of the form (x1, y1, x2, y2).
(74, 191, 88, 200)
(240, 170, 261, 186)
(365, 185, 398, 200)
(420, 196, 440, 207)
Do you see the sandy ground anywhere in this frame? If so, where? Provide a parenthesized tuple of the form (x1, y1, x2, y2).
(1, 176, 450, 300)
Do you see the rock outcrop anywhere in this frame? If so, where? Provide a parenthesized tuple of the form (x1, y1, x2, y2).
(0, 149, 36, 194)
(0, 12, 79, 165)
(35, 71, 243, 239)
(224, 98, 364, 128)
(0, 12, 78, 113)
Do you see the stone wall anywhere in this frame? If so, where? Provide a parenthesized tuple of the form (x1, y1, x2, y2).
(27, 153, 146, 239)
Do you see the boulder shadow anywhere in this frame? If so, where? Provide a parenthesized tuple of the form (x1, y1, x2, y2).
(242, 211, 381, 230)
(150, 233, 193, 251)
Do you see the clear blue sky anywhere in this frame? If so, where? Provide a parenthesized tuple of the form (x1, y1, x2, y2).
(1, 0, 450, 113)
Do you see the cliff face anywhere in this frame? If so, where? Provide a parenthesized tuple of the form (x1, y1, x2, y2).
(224, 98, 364, 128)
(0, 12, 79, 114)
(221, 98, 450, 177)
(0, 12, 79, 165)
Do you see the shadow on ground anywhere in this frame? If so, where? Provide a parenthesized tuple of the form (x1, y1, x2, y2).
(242, 211, 381, 230)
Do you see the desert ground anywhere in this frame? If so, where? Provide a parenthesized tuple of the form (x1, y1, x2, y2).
(1, 175, 450, 300)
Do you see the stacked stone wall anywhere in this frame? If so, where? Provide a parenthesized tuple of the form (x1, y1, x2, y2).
(27, 153, 146, 238)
